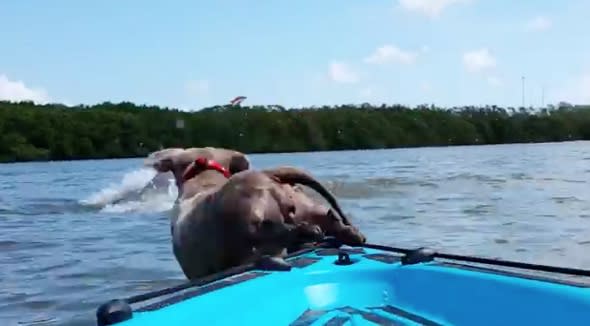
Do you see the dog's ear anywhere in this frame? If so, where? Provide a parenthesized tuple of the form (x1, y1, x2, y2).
(143, 148, 184, 172)
(229, 154, 250, 174)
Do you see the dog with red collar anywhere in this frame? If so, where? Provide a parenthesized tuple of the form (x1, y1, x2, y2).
(145, 147, 366, 281)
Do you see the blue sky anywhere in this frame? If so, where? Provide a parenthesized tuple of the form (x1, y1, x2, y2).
(1, 0, 589, 110)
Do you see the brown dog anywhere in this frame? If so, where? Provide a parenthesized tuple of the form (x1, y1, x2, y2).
(168, 159, 366, 280)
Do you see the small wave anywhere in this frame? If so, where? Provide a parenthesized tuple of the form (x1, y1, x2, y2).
(377, 214, 414, 221)
(462, 204, 494, 215)
(0, 206, 16, 214)
(510, 172, 531, 180)
(441, 172, 507, 184)
(561, 179, 586, 184)
(494, 238, 509, 244)
(436, 194, 473, 202)
(418, 182, 439, 189)
(16, 199, 96, 216)
(16, 316, 58, 326)
(0, 240, 61, 251)
(322, 180, 384, 199)
(365, 177, 414, 187)
(551, 196, 582, 204)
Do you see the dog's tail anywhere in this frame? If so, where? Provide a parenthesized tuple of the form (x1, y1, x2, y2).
(262, 166, 351, 226)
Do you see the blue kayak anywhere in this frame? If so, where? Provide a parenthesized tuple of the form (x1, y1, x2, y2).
(96, 240, 590, 325)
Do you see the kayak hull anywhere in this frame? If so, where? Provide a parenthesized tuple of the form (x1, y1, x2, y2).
(97, 245, 590, 326)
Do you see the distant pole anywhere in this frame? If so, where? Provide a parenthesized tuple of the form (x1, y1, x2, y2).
(521, 76, 525, 108)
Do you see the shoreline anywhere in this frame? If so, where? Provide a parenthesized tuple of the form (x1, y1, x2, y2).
(2, 101, 589, 164)
(1, 139, 587, 165)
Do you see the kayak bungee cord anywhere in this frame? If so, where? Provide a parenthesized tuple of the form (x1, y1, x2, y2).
(121, 237, 590, 307)
(360, 242, 590, 277)
(124, 245, 317, 305)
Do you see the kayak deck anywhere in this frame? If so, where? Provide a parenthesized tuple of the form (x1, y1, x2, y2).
(97, 243, 590, 326)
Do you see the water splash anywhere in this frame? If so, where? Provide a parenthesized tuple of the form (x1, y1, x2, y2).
(79, 168, 157, 206)
(78, 168, 177, 213)
(100, 189, 176, 214)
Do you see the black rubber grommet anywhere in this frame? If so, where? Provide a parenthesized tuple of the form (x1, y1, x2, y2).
(334, 251, 354, 265)
(96, 299, 132, 326)
(401, 247, 436, 265)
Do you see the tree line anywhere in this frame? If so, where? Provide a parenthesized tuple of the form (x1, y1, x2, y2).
(1, 100, 589, 163)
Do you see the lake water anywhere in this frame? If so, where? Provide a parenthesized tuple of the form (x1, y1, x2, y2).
(2, 141, 590, 325)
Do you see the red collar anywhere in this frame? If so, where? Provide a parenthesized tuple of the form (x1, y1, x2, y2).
(182, 157, 231, 182)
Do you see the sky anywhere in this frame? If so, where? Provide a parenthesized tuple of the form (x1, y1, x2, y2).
(0, 0, 589, 110)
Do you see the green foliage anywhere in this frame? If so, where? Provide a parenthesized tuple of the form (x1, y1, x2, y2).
(1, 100, 589, 163)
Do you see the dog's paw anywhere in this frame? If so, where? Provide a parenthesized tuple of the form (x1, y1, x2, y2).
(337, 226, 367, 246)
(297, 223, 325, 241)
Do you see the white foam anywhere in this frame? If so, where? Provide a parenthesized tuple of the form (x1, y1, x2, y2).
(79, 168, 178, 213)
(79, 168, 157, 206)
(100, 192, 175, 214)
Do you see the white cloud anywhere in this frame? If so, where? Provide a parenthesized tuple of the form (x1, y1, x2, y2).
(462, 48, 496, 73)
(525, 16, 552, 32)
(0, 74, 50, 103)
(328, 62, 359, 84)
(421, 81, 432, 91)
(364, 45, 417, 65)
(398, 0, 469, 18)
(185, 79, 210, 96)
